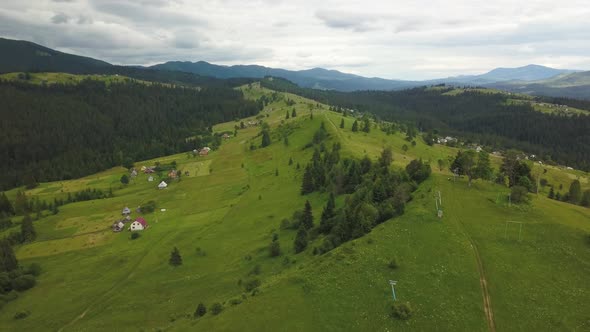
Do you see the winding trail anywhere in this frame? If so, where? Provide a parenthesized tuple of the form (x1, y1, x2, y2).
(445, 180, 496, 332)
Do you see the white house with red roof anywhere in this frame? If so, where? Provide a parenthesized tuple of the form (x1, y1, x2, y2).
(130, 217, 147, 231)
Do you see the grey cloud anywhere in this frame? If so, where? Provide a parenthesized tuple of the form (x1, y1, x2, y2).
(51, 13, 70, 24)
(52, 0, 76, 2)
(90, 0, 207, 27)
(315, 10, 377, 32)
(77, 15, 93, 24)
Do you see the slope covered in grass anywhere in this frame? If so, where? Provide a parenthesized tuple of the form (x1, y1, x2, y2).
(1, 83, 588, 331)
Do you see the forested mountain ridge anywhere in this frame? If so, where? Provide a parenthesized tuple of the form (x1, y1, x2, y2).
(0, 38, 111, 74)
(0, 80, 261, 189)
(261, 78, 590, 171)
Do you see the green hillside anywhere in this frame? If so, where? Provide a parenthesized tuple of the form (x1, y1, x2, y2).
(0, 83, 588, 331)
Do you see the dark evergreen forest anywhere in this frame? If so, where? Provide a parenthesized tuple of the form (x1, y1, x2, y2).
(0, 80, 261, 189)
(262, 78, 590, 171)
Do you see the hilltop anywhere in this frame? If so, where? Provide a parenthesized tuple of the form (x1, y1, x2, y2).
(0, 82, 588, 331)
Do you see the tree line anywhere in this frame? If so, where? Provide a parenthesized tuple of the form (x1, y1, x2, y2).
(0, 79, 262, 189)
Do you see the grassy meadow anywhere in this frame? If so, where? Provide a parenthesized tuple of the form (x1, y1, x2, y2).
(0, 83, 588, 331)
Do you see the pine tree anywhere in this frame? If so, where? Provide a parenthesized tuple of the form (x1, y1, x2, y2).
(288, 157, 293, 166)
(169, 247, 182, 266)
(194, 303, 207, 318)
(362, 118, 371, 133)
(0, 239, 18, 272)
(568, 180, 582, 204)
(291, 108, 297, 117)
(548, 186, 555, 199)
(351, 120, 359, 132)
(319, 193, 336, 233)
(301, 200, 314, 230)
(261, 129, 272, 147)
(293, 226, 308, 253)
(20, 214, 36, 242)
(286, 110, 290, 119)
(310, 111, 314, 120)
(301, 165, 315, 194)
(340, 118, 345, 128)
(275, 168, 279, 176)
(581, 189, 590, 207)
(269, 240, 281, 257)
(379, 147, 393, 168)
(14, 190, 28, 215)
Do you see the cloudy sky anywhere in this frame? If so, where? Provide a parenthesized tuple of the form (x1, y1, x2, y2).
(1, 0, 589, 80)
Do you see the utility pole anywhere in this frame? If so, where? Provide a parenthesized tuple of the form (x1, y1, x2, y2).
(389, 280, 397, 301)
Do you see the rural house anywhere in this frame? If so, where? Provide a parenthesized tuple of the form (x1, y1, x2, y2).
(148, 176, 154, 182)
(158, 181, 168, 189)
(122, 207, 131, 215)
(222, 133, 230, 139)
(129, 217, 147, 231)
(112, 221, 125, 232)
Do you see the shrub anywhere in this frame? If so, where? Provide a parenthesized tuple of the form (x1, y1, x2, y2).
(248, 264, 261, 276)
(24, 263, 42, 277)
(210, 302, 223, 315)
(510, 186, 530, 204)
(388, 257, 399, 269)
(14, 310, 30, 320)
(391, 301, 413, 320)
(229, 298, 242, 306)
(194, 303, 206, 318)
(244, 278, 261, 292)
(11, 275, 36, 291)
(140, 200, 157, 214)
(130, 233, 141, 240)
(269, 241, 281, 257)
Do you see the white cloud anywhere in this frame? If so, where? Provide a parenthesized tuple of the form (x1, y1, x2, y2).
(0, 0, 589, 79)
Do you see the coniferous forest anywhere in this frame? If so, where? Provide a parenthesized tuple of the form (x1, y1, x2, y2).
(262, 78, 590, 171)
(0, 80, 261, 189)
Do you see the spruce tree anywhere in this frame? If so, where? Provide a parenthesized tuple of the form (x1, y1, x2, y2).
(568, 180, 582, 204)
(301, 200, 314, 230)
(548, 186, 555, 199)
(288, 157, 293, 166)
(120, 174, 129, 185)
(352, 120, 359, 132)
(291, 108, 297, 117)
(194, 303, 207, 318)
(301, 165, 314, 194)
(340, 118, 345, 128)
(21, 214, 36, 242)
(14, 190, 28, 215)
(269, 240, 281, 257)
(0, 239, 18, 272)
(286, 111, 290, 119)
(261, 130, 272, 147)
(581, 189, 590, 207)
(293, 226, 308, 253)
(362, 118, 371, 133)
(320, 193, 336, 233)
(169, 247, 183, 266)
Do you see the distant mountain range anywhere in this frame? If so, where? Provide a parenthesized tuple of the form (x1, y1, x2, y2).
(1, 37, 590, 99)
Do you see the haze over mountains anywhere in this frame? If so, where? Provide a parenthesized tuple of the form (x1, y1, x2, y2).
(1, 37, 590, 99)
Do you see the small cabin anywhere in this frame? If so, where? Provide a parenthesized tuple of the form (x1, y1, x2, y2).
(158, 181, 168, 189)
(122, 207, 131, 215)
(130, 217, 147, 231)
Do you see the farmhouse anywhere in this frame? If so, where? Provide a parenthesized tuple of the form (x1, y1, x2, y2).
(222, 133, 230, 139)
(199, 147, 211, 156)
(148, 176, 154, 182)
(168, 170, 178, 179)
(158, 181, 168, 189)
(129, 217, 147, 231)
(122, 207, 131, 215)
(130, 169, 138, 177)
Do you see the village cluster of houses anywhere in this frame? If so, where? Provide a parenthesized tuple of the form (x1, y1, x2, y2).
(192, 146, 211, 156)
(112, 206, 148, 232)
(436, 136, 457, 144)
